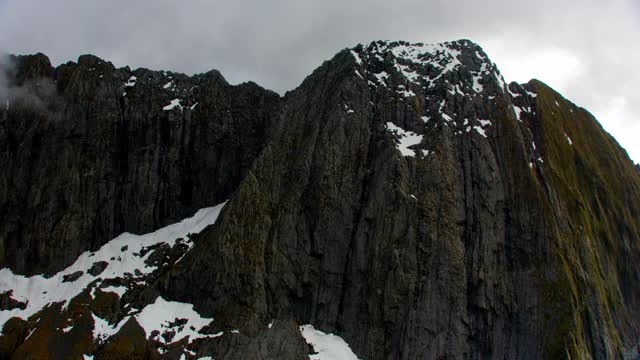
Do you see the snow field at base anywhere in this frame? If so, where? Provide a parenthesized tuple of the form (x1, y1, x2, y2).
(0, 202, 227, 332)
(92, 296, 222, 345)
(300, 324, 360, 360)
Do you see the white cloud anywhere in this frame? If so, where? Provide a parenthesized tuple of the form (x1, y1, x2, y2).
(592, 97, 640, 162)
(483, 41, 583, 93)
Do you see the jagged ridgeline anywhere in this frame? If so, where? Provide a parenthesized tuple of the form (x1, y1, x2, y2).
(0, 40, 639, 359)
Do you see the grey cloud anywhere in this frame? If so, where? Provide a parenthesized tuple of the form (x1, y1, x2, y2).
(0, 54, 57, 111)
(0, 0, 638, 161)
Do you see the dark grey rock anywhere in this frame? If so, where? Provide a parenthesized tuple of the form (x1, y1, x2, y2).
(163, 41, 640, 359)
(88, 261, 109, 276)
(62, 271, 83, 283)
(0, 53, 280, 275)
(198, 318, 309, 360)
(2, 40, 640, 360)
(0, 291, 26, 311)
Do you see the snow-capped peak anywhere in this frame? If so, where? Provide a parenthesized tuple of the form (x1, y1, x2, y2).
(350, 39, 507, 96)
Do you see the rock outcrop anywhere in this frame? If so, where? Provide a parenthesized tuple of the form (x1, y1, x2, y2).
(1, 40, 639, 359)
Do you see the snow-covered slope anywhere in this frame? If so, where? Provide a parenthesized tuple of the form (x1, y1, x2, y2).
(0, 203, 226, 352)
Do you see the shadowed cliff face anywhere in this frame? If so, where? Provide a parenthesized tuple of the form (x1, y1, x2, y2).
(0, 53, 280, 275)
(1, 40, 639, 359)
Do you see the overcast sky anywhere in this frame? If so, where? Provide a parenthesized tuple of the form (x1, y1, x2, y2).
(0, 0, 638, 162)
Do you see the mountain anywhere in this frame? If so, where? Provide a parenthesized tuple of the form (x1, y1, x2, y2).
(1, 39, 639, 359)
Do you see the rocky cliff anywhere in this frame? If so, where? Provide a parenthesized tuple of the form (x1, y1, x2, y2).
(1, 40, 639, 359)
(0, 53, 280, 275)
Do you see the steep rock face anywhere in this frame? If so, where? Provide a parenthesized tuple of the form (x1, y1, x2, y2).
(1, 40, 639, 359)
(0, 54, 280, 275)
(509, 80, 640, 358)
(163, 40, 640, 359)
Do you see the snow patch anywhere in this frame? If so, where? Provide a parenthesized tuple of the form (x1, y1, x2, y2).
(473, 126, 487, 138)
(0, 203, 227, 329)
(373, 71, 389, 86)
(300, 324, 360, 360)
(93, 313, 126, 343)
(163, 99, 182, 111)
(394, 63, 420, 83)
(101, 285, 127, 298)
(136, 296, 219, 344)
(385, 122, 423, 157)
(472, 74, 483, 93)
(494, 71, 507, 93)
(512, 105, 524, 122)
(565, 133, 573, 145)
(342, 103, 355, 114)
(350, 50, 362, 65)
(124, 76, 137, 87)
(396, 87, 416, 98)
(477, 119, 492, 127)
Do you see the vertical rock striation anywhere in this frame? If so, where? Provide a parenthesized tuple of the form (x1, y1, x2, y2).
(0, 53, 280, 275)
(165, 40, 640, 359)
(1, 40, 639, 359)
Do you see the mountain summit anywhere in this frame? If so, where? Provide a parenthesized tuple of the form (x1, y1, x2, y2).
(1, 40, 639, 359)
